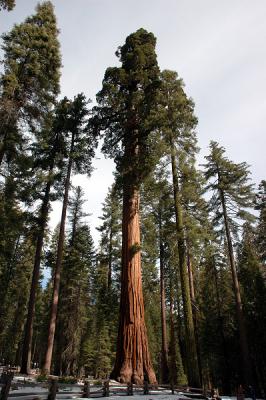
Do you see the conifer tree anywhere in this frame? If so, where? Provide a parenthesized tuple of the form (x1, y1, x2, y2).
(43, 94, 97, 374)
(255, 180, 266, 266)
(203, 141, 255, 386)
(158, 70, 200, 386)
(97, 184, 122, 292)
(0, 172, 27, 335)
(92, 28, 160, 384)
(238, 223, 266, 394)
(0, 1, 61, 167)
(55, 189, 94, 375)
(21, 103, 68, 374)
(141, 169, 172, 383)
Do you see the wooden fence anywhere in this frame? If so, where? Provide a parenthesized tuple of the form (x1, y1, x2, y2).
(0, 372, 211, 400)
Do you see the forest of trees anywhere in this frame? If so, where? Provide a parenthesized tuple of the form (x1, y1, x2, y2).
(0, 2, 265, 397)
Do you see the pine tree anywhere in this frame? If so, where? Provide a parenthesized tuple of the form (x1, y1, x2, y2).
(238, 223, 266, 394)
(141, 169, 172, 383)
(203, 141, 255, 387)
(91, 28, 160, 384)
(255, 180, 266, 267)
(21, 102, 68, 374)
(43, 94, 97, 374)
(0, 1, 61, 167)
(158, 69, 200, 386)
(0, 172, 27, 335)
(54, 186, 94, 376)
(97, 184, 122, 293)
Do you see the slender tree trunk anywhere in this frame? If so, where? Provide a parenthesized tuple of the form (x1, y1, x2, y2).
(169, 284, 177, 385)
(107, 222, 113, 291)
(170, 135, 200, 387)
(212, 256, 232, 394)
(110, 183, 157, 384)
(158, 206, 169, 383)
(219, 187, 252, 386)
(0, 141, 5, 166)
(42, 138, 74, 375)
(20, 166, 54, 374)
(187, 248, 202, 385)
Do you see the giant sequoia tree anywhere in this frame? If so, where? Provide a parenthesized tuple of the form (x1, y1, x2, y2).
(92, 29, 160, 384)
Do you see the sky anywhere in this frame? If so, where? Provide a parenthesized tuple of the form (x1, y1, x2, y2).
(1, 0, 266, 245)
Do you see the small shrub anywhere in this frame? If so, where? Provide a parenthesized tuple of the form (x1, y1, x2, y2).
(58, 376, 78, 384)
(36, 374, 48, 382)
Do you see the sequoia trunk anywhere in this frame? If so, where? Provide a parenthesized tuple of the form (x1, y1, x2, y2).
(110, 184, 157, 384)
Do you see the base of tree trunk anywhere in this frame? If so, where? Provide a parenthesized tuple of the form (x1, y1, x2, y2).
(110, 362, 157, 384)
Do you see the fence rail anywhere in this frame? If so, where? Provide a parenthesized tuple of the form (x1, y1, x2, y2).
(0, 372, 212, 400)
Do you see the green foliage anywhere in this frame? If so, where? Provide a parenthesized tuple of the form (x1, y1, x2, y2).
(55, 187, 95, 375)
(255, 180, 266, 265)
(92, 28, 160, 187)
(203, 141, 255, 238)
(58, 376, 78, 384)
(0, 1, 61, 165)
(0, 0, 15, 11)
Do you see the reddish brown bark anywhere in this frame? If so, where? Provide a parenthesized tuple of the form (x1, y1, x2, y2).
(110, 185, 157, 384)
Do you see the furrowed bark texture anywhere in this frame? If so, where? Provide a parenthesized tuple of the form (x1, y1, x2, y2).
(110, 185, 157, 384)
(170, 135, 200, 387)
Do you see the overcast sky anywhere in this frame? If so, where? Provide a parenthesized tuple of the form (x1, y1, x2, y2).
(1, 0, 265, 245)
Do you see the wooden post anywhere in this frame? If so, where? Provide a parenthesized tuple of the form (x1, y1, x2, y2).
(83, 381, 90, 398)
(103, 380, 109, 397)
(127, 382, 133, 396)
(0, 373, 13, 400)
(143, 381, 149, 395)
(48, 379, 57, 400)
(170, 381, 175, 394)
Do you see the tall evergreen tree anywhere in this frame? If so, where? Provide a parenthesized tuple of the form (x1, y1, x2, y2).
(21, 102, 68, 374)
(203, 141, 255, 387)
(43, 94, 97, 374)
(92, 28, 160, 384)
(55, 187, 94, 376)
(0, 1, 61, 167)
(238, 223, 266, 394)
(255, 180, 266, 267)
(158, 69, 200, 386)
